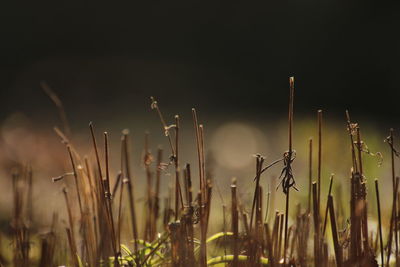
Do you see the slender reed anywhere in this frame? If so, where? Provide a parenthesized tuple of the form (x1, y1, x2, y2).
(375, 179, 384, 267)
(389, 129, 399, 264)
(122, 131, 139, 264)
(322, 174, 334, 236)
(283, 76, 295, 266)
(308, 138, 313, 213)
(387, 176, 400, 265)
(317, 109, 322, 212)
(328, 195, 342, 267)
(312, 182, 320, 267)
(231, 178, 239, 267)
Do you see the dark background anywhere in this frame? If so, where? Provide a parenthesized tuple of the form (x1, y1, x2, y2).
(1, 1, 399, 125)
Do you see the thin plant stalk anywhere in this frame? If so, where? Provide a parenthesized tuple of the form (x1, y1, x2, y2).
(312, 182, 320, 267)
(283, 76, 295, 265)
(328, 195, 342, 267)
(390, 129, 399, 264)
(231, 178, 239, 267)
(375, 179, 384, 267)
(174, 115, 184, 220)
(387, 176, 400, 265)
(322, 174, 334, 236)
(122, 131, 139, 264)
(317, 109, 322, 211)
(308, 138, 313, 213)
(67, 146, 83, 215)
(192, 108, 205, 199)
(104, 132, 118, 257)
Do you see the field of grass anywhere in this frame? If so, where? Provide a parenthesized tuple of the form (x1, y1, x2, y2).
(1, 77, 399, 266)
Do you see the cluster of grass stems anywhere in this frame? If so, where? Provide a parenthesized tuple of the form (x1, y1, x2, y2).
(4, 78, 400, 266)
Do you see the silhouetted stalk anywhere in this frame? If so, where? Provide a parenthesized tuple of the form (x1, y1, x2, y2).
(250, 155, 264, 231)
(322, 174, 334, 236)
(387, 177, 400, 265)
(231, 178, 239, 267)
(346, 111, 358, 172)
(122, 131, 139, 265)
(283, 76, 295, 266)
(192, 108, 205, 199)
(154, 148, 163, 229)
(317, 110, 322, 210)
(89, 123, 105, 193)
(205, 180, 212, 236)
(143, 132, 153, 240)
(389, 129, 399, 264)
(356, 127, 370, 255)
(67, 146, 83, 215)
(184, 164, 195, 263)
(312, 182, 320, 267)
(375, 179, 384, 267)
(174, 115, 184, 220)
(198, 190, 207, 267)
(199, 124, 206, 201)
(328, 195, 342, 267)
(104, 132, 118, 259)
(308, 138, 313, 213)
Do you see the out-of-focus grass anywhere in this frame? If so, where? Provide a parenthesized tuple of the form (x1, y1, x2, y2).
(0, 107, 393, 266)
(0, 113, 392, 229)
